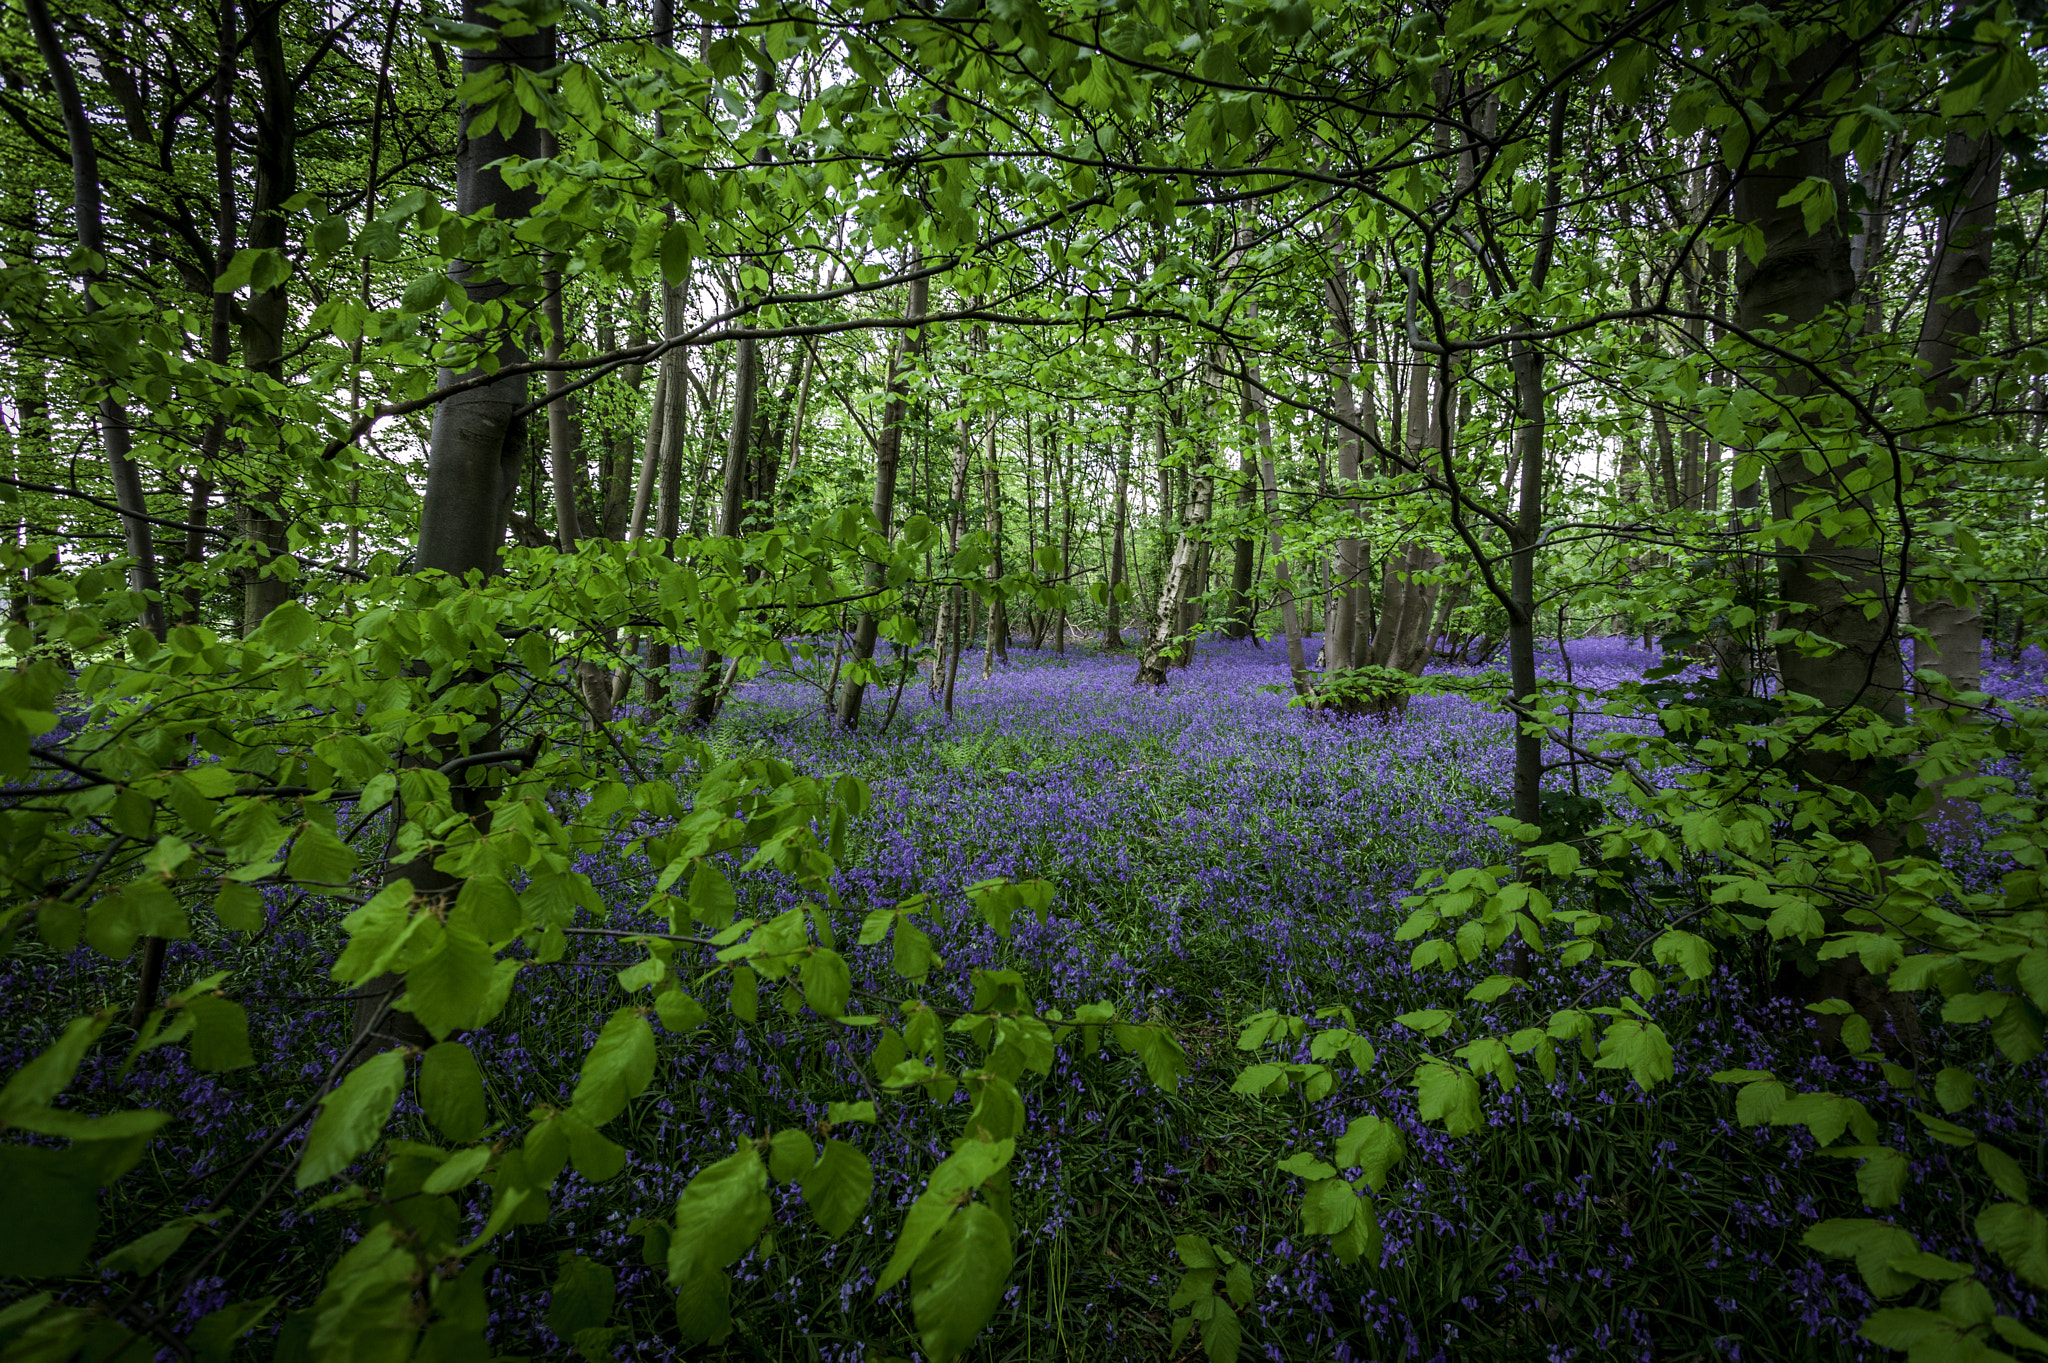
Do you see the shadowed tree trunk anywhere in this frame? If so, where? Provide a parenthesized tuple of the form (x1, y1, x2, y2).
(238, 0, 295, 634)
(1324, 265, 1364, 675)
(356, 0, 553, 1047)
(838, 266, 928, 728)
(27, 0, 168, 1028)
(1103, 417, 1131, 649)
(1910, 131, 2002, 704)
(1735, 32, 1917, 1050)
(980, 399, 1007, 674)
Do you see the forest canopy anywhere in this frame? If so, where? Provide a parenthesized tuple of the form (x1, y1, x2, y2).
(1, 0, 2047, 1355)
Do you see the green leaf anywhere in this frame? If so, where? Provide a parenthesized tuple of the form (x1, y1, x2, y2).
(799, 1138, 872, 1239)
(212, 882, 265, 934)
(1885, 1251, 1973, 1281)
(1991, 1314, 2048, 1355)
(1736, 1079, 1788, 1126)
(768, 1129, 816, 1185)
(912, 1201, 1012, 1363)
(1300, 1177, 1360, 1236)
(656, 990, 707, 1033)
(1934, 1067, 1977, 1114)
(1978, 1142, 2031, 1204)
(1223, 1260, 1253, 1308)
(659, 224, 693, 286)
(1802, 1218, 1920, 1298)
(1276, 1151, 1337, 1180)
(689, 859, 737, 927)
(421, 1145, 493, 1194)
(0, 1146, 98, 1275)
(546, 1253, 616, 1340)
(1977, 1202, 2048, 1288)
(185, 994, 254, 1071)
(101, 1215, 211, 1274)
(878, 1138, 1014, 1293)
(801, 949, 851, 1018)
(1412, 1061, 1482, 1136)
(673, 1263, 731, 1345)
(1593, 1018, 1673, 1089)
(398, 917, 501, 1040)
(284, 824, 357, 885)
(420, 1041, 489, 1144)
(1650, 929, 1713, 980)
(571, 1008, 655, 1127)
(1393, 1008, 1452, 1035)
(1200, 1299, 1242, 1363)
(1174, 1234, 1218, 1269)
(1329, 1195, 1382, 1265)
(1334, 1115, 1405, 1190)
(668, 1147, 770, 1284)
(296, 1050, 406, 1188)
(1855, 1147, 1909, 1208)
(0, 1014, 107, 1115)
(188, 1297, 278, 1363)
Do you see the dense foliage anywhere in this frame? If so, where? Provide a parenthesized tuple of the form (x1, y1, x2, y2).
(1, 0, 2046, 1355)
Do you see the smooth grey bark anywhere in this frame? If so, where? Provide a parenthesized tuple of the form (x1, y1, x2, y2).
(837, 267, 929, 728)
(1910, 131, 2002, 703)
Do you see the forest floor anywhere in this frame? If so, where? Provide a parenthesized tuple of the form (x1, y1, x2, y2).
(7, 636, 2045, 1362)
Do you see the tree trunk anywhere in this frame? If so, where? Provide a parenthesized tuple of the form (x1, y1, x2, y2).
(238, 0, 295, 634)
(837, 266, 929, 728)
(1324, 267, 1364, 675)
(359, 0, 552, 1047)
(1251, 404, 1308, 693)
(1135, 463, 1212, 686)
(1910, 131, 2002, 704)
(980, 406, 1006, 673)
(644, 289, 689, 707)
(1103, 420, 1131, 649)
(1736, 43, 1904, 729)
(24, 0, 163, 644)
(931, 410, 975, 694)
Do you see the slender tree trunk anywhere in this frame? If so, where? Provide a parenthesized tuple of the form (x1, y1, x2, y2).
(931, 391, 976, 691)
(238, 0, 295, 634)
(1325, 267, 1365, 675)
(24, 0, 163, 645)
(981, 408, 1006, 672)
(1104, 420, 1131, 649)
(838, 266, 929, 728)
(1136, 466, 1212, 685)
(1250, 396, 1308, 692)
(644, 289, 690, 707)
